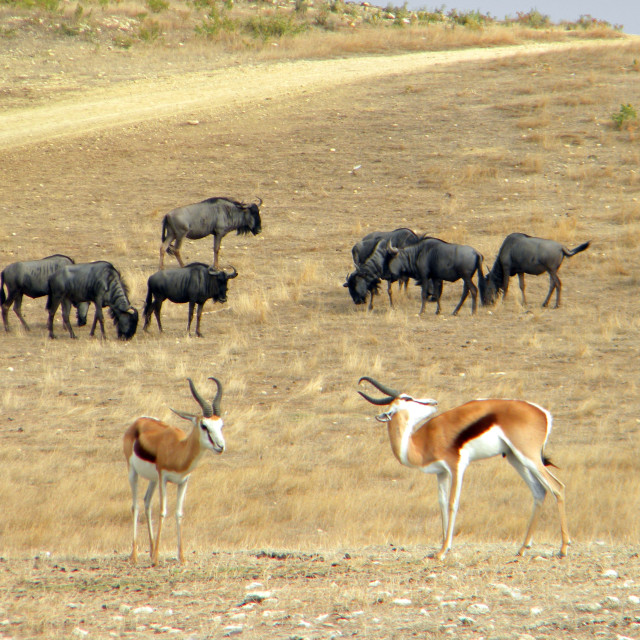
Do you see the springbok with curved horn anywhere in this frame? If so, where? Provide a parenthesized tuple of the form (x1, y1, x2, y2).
(357, 377, 570, 560)
(123, 377, 225, 565)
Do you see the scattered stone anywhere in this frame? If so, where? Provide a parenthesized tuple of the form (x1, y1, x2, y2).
(467, 603, 489, 614)
(575, 602, 602, 613)
(530, 607, 544, 616)
(170, 590, 193, 597)
(603, 595, 621, 608)
(72, 629, 89, 638)
(458, 616, 475, 625)
(369, 580, 381, 587)
(222, 625, 243, 636)
(132, 606, 155, 616)
(628, 595, 640, 604)
(393, 598, 412, 607)
(118, 605, 131, 615)
(602, 569, 619, 579)
(243, 591, 273, 604)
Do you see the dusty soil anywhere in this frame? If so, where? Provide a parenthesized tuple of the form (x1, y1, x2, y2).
(2, 544, 640, 639)
(2, 29, 640, 640)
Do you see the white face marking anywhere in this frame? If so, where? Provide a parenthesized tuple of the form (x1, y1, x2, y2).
(201, 417, 225, 453)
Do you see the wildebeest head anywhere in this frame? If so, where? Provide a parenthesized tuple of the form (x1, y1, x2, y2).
(111, 307, 139, 340)
(343, 270, 379, 305)
(478, 271, 499, 306)
(207, 266, 238, 303)
(385, 244, 406, 281)
(239, 198, 262, 236)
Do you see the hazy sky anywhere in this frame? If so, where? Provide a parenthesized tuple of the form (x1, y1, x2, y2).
(404, 1, 639, 34)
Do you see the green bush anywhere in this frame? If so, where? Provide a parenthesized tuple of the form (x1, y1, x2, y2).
(243, 13, 306, 40)
(611, 103, 637, 130)
(147, 0, 169, 13)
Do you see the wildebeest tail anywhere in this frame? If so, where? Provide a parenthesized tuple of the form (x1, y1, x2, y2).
(0, 272, 6, 307)
(143, 285, 154, 319)
(563, 241, 590, 257)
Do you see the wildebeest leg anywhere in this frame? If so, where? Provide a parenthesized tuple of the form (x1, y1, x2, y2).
(159, 230, 175, 270)
(61, 299, 77, 339)
(47, 300, 61, 339)
(452, 279, 477, 315)
(195, 303, 205, 338)
(187, 302, 195, 335)
(153, 300, 164, 332)
(387, 282, 394, 308)
(172, 237, 186, 268)
(368, 291, 375, 311)
(501, 270, 511, 301)
(1, 295, 12, 331)
(212, 234, 222, 270)
(542, 271, 561, 308)
(452, 281, 471, 316)
(420, 281, 431, 315)
(518, 273, 527, 306)
(12, 293, 30, 331)
(89, 301, 106, 339)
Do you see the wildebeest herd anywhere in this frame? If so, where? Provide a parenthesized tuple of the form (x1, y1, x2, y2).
(2, 198, 591, 340)
(1, 196, 262, 339)
(344, 228, 590, 315)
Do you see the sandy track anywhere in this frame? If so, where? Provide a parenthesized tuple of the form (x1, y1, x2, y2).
(0, 39, 623, 150)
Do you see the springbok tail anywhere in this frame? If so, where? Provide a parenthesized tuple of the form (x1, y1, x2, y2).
(563, 241, 590, 257)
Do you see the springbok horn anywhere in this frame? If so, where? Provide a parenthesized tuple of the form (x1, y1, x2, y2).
(358, 390, 394, 406)
(209, 376, 223, 417)
(188, 378, 214, 418)
(357, 376, 400, 405)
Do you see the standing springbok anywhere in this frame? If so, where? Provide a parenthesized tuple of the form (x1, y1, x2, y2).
(357, 377, 570, 560)
(123, 377, 225, 565)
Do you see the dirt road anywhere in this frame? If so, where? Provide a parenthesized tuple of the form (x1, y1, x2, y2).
(0, 39, 623, 150)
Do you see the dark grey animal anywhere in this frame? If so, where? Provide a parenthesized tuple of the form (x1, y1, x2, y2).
(386, 238, 484, 315)
(159, 197, 262, 270)
(46, 261, 138, 340)
(1, 255, 88, 332)
(344, 229, 423, 310)
(479, 233, 590, 308)
(143, 262, 238, 337)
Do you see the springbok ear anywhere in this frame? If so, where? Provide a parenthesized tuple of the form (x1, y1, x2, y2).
(171, 408, 198, 423)
(375, 411, 393, 423)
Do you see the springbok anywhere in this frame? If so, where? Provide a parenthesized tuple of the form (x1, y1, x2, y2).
(123, 377, 225, 565)
(357, 377, 570, 560)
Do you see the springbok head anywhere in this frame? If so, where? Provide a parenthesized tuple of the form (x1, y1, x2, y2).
(358, 376, 438, 423)
(171, 377, 225, 453)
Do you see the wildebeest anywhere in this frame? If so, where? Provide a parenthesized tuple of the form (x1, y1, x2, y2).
(386, 238, 484, 315)
(46, 261, 138, 340)
(143, 262, 238, 337)
(159, 197, 262, 270)
(345, 228, 424, 310)
(478, 232, 591, 308)
(1, 254, 88, 332)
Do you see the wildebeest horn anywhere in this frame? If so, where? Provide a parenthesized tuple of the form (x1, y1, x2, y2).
(187, 377, 214, 418)
(255, 197, 263, 207)
(358, 376, 400, 405)
(388, 243, 399, 255)
(209, 376, 223, 417)
(224, 265, 238, 279)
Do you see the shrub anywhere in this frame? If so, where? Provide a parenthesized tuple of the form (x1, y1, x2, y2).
(516, 10, 550, 28)
(611, 103, 637, 130)
(243, 13, 306, 40)
(147, 0, 169, 13)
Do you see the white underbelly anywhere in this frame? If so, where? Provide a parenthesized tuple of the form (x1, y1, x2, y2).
(461, 425, 509, 461)
(131, 454, 158, 482)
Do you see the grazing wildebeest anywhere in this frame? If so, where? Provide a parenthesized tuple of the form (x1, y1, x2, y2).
(478, 233, 591, 308)
(46, 261, 138, 340)
(386, 238, 484, 315)
(345, 229, 426, 310)
(159, 197, 262, 270)
(143, 262, 238, 337)
(1, 255, 88, 332)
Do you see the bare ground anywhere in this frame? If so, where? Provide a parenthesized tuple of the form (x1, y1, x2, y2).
(1, 29, 640, 640)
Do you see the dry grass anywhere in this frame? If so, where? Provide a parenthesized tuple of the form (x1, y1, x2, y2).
(1, 31, 640, 578)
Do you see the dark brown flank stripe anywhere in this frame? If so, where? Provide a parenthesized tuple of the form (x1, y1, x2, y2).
(452, 414, 497, 451)
(134, 439, 156, 464)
